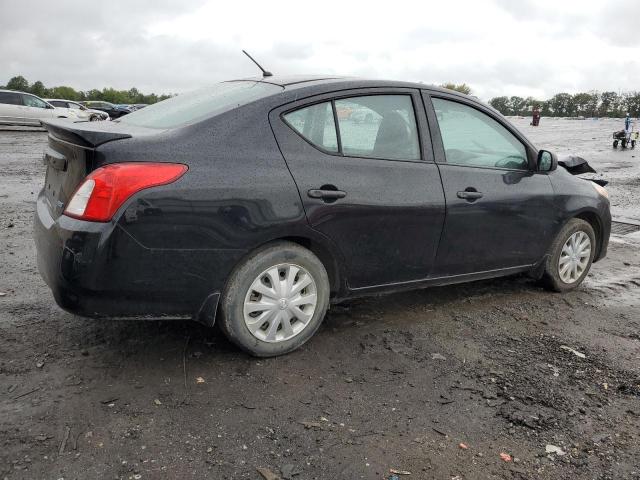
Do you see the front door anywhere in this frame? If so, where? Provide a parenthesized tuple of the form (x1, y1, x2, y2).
(424, 94, 557, 276)
(271, 90, 446, 289)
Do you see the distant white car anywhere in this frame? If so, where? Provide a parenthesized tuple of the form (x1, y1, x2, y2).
(0, 90, 77, 126)
(46, 99, 109, 122)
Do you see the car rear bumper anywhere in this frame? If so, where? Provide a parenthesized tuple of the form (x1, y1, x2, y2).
(34, 192, 233, 322)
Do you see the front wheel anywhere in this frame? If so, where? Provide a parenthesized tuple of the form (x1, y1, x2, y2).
(632, 140, 636, 149)
(219, 242, 330, 357)
(541, 219, 595, 292)
(613, 140, 618, 148)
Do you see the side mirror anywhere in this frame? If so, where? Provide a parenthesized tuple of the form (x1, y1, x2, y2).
(537, 150, 557, 172)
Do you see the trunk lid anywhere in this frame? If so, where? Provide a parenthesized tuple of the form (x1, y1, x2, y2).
(40, 119, 135, 220)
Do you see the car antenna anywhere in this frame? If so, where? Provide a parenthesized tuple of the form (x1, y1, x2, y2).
(242, 50, 273, 78)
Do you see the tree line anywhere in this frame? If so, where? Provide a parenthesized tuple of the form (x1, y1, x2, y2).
(1, 76, 171, 105)
(6, 75, 637, 117)
(489, 92, 640, 118)
(440, 83, 639, 118)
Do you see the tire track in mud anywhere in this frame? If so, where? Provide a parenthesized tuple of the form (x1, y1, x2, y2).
(584, 272, 640, 300)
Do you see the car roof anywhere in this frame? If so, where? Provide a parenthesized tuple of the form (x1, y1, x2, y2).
(0, 89, 30, 94)
(231, 75, 473, 100)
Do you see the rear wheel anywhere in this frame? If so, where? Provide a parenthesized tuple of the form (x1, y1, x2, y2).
(219, 241, 330, 357)
(541, 219, 595, 292)
(622, 139, 627, 148)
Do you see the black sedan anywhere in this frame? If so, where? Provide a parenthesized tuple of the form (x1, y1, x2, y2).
(34, 76, 611, 356)
(81, 100, 131, 119)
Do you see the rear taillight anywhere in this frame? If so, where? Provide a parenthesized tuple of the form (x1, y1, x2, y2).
(64, 162, 188, 222)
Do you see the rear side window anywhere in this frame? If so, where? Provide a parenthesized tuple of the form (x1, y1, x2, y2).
(49, 101, 66, 108)
(432, 98, 528, 170)
(120, 81, 283, 129)
(336, 95, 419, 160)
(283, 94, 420, 161)
(283, 102, 338, 153)
(0, 92, 22, 105)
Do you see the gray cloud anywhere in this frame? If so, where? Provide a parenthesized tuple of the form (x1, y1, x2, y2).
(494, 0, 640, 46)
(0, 0, 638, 100)
(594, 0, 640, 46)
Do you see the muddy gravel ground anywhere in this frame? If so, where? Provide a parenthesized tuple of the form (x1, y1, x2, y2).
(1, 120, 639, 480)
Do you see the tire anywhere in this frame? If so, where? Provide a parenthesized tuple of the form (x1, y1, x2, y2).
(632, 140, 636, 149)
(219, 241, 330, 357)
(613, 140, 618, 148)
(622, 139, 627, 149)
(89, 115, 99, 122)
(541, 218, 596, 292)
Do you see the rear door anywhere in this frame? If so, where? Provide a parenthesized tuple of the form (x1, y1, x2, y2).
(271, 89, 445, 290)
(0, 91, 25, 124)
(20, 93, 55, 124)
(423, 92, 557, 276)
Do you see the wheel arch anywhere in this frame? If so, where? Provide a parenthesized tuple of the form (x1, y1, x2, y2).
(196, 231, 347, 327)
(277, 235, 344, 295)
(574, 210, 603, 261)
(533, 208, 605, 281)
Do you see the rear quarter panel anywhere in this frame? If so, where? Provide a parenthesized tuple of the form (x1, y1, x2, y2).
(94, 101, 312, 303)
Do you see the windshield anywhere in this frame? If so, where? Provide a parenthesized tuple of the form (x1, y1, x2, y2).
(118, 81, 283, 129)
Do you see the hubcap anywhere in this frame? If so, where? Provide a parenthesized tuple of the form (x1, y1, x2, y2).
(243, 263, 318, 343)
(558, 231, 591, 284)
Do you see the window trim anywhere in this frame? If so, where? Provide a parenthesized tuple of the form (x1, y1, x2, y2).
(424, 91, 537, 171)
(331, 101, 343, 153)
(279, 90, 427, 164)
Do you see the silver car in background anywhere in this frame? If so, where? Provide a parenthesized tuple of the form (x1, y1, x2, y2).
(0, 90, 75, 126)
(46, 99, 109, 122)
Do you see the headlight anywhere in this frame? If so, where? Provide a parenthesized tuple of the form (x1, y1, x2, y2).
(591, 182, 609, 199)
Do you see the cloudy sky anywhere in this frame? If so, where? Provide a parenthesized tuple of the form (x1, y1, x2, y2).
(1, 0, 638, 100)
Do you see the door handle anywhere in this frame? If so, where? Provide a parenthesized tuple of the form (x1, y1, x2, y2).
(307, 189, 347, 200)
(457, 190, 483, 200)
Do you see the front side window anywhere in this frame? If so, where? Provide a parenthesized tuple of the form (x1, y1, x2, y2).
(432, 98, 528, 170)
(22, 95, 48, 109)
(283, 102, 338, 153)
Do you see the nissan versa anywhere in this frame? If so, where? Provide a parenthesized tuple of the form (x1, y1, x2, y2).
(34, 76, 611, 356)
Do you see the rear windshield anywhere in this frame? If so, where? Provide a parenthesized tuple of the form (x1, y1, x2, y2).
(118, 81, 283, 129)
